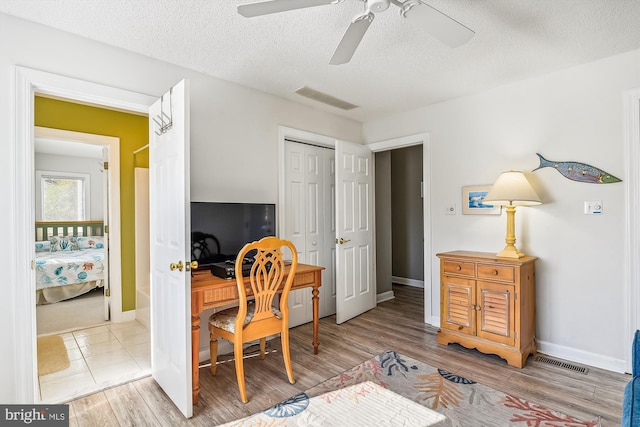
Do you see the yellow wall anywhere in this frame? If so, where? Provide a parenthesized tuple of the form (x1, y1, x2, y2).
(35, 96, 149, 311)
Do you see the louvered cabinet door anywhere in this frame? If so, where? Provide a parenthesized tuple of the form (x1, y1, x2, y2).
(441, 276, 475, 335)
(475, 280, 515, 346)
(436, 251, 537, 368)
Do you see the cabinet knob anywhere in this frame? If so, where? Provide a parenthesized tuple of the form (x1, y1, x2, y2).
(458, 325, 464, 330)
(456, 265, 462, 271)
(492, 269, 499, 276)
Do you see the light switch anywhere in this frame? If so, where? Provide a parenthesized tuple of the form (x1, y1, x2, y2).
(584, 201, 603, 215)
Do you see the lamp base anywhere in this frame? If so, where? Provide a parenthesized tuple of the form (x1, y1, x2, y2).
(496, 245, 525, 259)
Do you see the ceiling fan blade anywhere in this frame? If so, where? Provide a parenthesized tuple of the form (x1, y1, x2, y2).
(399, 0, 474, 48)
(238, 0, 337, 18)
(329, 13, 374, 65)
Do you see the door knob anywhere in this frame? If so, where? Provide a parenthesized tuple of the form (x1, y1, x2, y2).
(170, 260, 184, 272)
(185, 261, 198, 272)
(335, 237, 351, 245)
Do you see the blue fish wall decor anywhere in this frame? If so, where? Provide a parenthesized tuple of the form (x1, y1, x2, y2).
(532, 153, 622, 184)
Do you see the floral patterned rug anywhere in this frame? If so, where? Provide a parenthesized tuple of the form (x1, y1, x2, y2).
(299, 350, 599, 427)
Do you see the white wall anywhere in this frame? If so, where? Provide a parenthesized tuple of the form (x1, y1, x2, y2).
(1, 12, 361, 403)
(363, 48, 640, 372)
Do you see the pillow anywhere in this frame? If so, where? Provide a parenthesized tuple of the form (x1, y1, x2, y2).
(49, 236, 78, 252)
(34, 241, 51, 252)
(76, 236, 104, 250)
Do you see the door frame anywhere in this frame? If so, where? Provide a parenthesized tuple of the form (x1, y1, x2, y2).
(278, 128, 432, 324)
(34, 126, 120, 323)
(366, 133, 433, 325)
(13, 66, 155, 402)
(625, 88, 640, 372)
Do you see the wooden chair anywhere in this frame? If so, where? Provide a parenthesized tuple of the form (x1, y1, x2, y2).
(207, 236, 298, 403)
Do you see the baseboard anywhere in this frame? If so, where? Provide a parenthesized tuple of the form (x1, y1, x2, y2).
(377, 290, 395, 303)
(537, 339, 627, 374)
(392, 276, 424, 288)
(113, 309, 136, 323)
(429, 316, 440, 328)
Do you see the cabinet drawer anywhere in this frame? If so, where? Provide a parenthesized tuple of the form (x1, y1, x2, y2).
(443, 260, 475, 277)
(477, 264, 515, 283)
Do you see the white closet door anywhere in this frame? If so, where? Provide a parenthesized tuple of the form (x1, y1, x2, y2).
(321, 148, 336, 317)
(284, 141, 336, 326)
(284, 142, 309, 326)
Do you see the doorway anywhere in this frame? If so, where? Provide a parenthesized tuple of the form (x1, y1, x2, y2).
(367, 133, 433, 324)
(625, 88, 640, 372)
(278, 127, 432, 325)
(32, 127, 150, 403)
(13, 66, 156, 403)
(374, 145, 424, 298)
(34, 126, 115, 330)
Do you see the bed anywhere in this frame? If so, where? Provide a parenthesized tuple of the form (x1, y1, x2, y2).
(34, 221, 106, 305)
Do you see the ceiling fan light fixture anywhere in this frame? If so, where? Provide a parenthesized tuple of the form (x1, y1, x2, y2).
(398, 0, 419, 18)
(367, 0, 390, 13)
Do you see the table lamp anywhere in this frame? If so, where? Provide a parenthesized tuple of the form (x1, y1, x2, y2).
(483, 170, 541, 258)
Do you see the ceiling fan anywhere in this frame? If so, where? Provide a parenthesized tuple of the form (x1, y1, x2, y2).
(237, 0, 475, 65)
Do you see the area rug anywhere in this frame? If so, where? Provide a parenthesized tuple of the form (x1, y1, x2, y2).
(220, 381, 446, 426)
(37, 335, 70, 376)
(226, 350, 600, 427)
(304, 350, 600, 427)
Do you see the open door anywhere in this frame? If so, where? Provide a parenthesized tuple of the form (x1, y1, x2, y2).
(335, 140, 376, 324)
(101, 146, 111, 320)
(149, 80, 192, 418)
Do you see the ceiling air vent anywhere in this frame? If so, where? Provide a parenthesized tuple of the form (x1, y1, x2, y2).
(295, 86, 358, 111)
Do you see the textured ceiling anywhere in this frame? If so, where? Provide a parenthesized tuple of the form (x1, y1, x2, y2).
(1, 0, 640, 122)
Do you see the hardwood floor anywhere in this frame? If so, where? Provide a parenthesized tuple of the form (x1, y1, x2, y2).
(67, 285, 628, 426)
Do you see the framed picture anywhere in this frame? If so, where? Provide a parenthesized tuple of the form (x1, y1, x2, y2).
(462, 185, 502, 215)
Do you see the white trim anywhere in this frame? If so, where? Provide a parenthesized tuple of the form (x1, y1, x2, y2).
(118, 310, 137, 323)
(13, 66, 155, 403)
(537, 339, 626, 374)
(366, 133, 433, 326)
(392, 276, 424, 288)
(377, 290, 395, 303)
(625, 88, 640, 373)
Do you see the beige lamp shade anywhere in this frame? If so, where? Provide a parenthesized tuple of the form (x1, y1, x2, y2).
(483, 170, 541, 258)
(483, 171, 541, 206)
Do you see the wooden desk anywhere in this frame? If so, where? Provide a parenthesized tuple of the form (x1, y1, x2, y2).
(190, 263, 324, 405)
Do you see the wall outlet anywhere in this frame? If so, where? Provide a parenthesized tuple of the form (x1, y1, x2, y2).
(445, 204, 456, 215)
(584, 201, 603, 215)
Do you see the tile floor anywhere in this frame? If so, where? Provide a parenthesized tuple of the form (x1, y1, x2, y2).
(38, 320, 151, 403)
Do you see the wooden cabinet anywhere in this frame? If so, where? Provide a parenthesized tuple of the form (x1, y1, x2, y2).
(436, 251, 537, 368)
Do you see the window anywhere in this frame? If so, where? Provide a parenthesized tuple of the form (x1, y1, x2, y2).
(37, 171, 91, 221)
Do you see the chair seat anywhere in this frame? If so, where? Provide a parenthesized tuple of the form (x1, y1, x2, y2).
(209, 302, 282, 334)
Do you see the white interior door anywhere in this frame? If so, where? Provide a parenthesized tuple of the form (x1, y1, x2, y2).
(335, 140, 376, 324)
(284, 142, 336, 327)
(283, 142, 311, 325)
(101, 147, 110, 321)
(149, 80, 192, 418)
